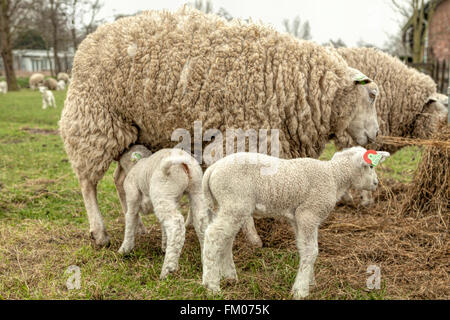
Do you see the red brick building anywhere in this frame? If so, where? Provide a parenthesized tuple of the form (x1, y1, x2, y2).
(427, 0, 450, 62)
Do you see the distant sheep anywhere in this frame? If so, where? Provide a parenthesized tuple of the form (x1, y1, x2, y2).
(201, 147, 390, 298)
(60, 7, 379, 246)
(117, 147, 209, 279)
(29, 73, 44, 90)
(57, 72, 70, 83)
(39, 86, 56, 109)
(57, 80, 66, 91)
(44, 78, 58, 91)
(0, 81, 7, 94)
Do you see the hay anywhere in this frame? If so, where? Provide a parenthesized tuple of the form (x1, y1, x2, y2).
(402, 125, 450, 225)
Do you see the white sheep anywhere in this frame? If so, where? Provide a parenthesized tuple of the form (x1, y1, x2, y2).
(39, 86, 56, 109)
(117, 147, 209, 279)
(0, 81, 7, 94)
(201, 147, 390, 299)
(56, 80, 66, 91)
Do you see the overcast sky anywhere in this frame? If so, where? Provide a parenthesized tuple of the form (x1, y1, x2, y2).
(98, 0, 404, 48)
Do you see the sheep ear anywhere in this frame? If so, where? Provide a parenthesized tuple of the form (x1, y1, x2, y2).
(349, 67, 372, 85)
(377, 151, 390, 163)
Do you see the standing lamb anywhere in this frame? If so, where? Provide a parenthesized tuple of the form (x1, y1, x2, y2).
(201, 147, 390, 299)
(59, 7, 380, 246)
(39, 86, 56, 109)
(29, 73, 44, 90)
(57, 72, 70, 83)
(117, 147, 209, 279)
(0, 81, 7, 94)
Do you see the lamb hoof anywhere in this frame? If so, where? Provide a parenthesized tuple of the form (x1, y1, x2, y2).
(118, 245, 133, 255)
(203, 282, 221, 294)
(291, 287, 309, 300)
(222, 271, 238, 281)
(90, 231, 110, 247)
(160, 264, 178, 279)
(249, 238, 263, 248)
(137, 226, 148, 235)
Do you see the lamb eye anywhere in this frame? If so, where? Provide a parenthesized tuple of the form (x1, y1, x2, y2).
(370, 165, 374, 169)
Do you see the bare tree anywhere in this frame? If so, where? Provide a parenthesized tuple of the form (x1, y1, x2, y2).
(327, 38, 347, 48)
(283, 16, 311, 40)
(189, 0, 213, 14)
(392, 0, 437, 63)
(0, 0, 31, 90)
(68, 0, 103, 50)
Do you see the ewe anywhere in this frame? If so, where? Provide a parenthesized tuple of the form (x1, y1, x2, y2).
(60, 7, 380, 247)
(0, 81, 7, 94)
(117, 146, 209, 279)
(201, 147, 390, 299)
(39, 86, 56, 109)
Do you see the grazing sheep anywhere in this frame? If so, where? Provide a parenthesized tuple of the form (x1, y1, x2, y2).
(39, 86, 56, 109)
(0, 81, 7, 94)
(59, 7, 380, 246)
(117, 147, 209, 279)
(335, 47, 448, 206)
(335, 47, 447, 153)
(57, 80, 66, 91)
(44, 78, 58, 91)
(57, 72, 70, 83)
(29, 73, 44, 90)
(201, 147, 390, 298)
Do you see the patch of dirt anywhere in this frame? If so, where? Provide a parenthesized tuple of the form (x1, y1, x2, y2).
(21, 127, 59, 135)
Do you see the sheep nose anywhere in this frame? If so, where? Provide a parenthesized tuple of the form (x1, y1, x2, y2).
(376, 129, 380, 137)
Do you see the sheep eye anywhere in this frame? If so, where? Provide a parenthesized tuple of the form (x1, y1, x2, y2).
(370, 165, 374, 169)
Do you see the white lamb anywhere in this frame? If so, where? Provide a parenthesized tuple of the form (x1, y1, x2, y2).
(117, 147, 209, 279)
(0, 81, 7, 94)
(201, 147, 390, 299)
(39, 86, 56, 109)
(56, 80, 66, 91)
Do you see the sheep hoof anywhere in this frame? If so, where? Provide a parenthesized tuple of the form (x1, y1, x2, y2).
(291, 287, 309, 300)
(248, 237, 263, 248)
(90, 231, 110, 247)
(137, 226, 148, 235)
(360, 199, 374, 207)
(160, 264, 178, 279)
(118, 245, 133, 255)
(203, 282, 221, 294)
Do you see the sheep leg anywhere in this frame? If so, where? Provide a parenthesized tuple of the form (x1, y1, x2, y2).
(188, 191, 210, 252)
(202, 207, 247, 293)
(291, 211, 319, 299)
(79, 178, 110, 246)
(118, 189, 142, 255)
(161, 225, 167, 253)
(242, 217, 263, 248)
(153, 199, 186, 279)
(114, 165, 147, 234)
(220, 235, 238, 281)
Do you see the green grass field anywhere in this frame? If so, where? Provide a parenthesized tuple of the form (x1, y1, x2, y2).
(0, 89, 433, 300)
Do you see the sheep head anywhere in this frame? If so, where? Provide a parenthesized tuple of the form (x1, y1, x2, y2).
(411, 96, 448, 140)
(333, 68, 380, 147)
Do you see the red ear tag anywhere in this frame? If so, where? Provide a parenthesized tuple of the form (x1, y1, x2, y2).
(363, 150, 378, 165)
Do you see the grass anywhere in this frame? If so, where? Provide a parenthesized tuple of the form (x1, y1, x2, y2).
(0, 89, 446, 300)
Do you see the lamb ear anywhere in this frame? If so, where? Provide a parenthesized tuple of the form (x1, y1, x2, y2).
(377, 151, 390, 163)
(348, 67, 372, 85)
